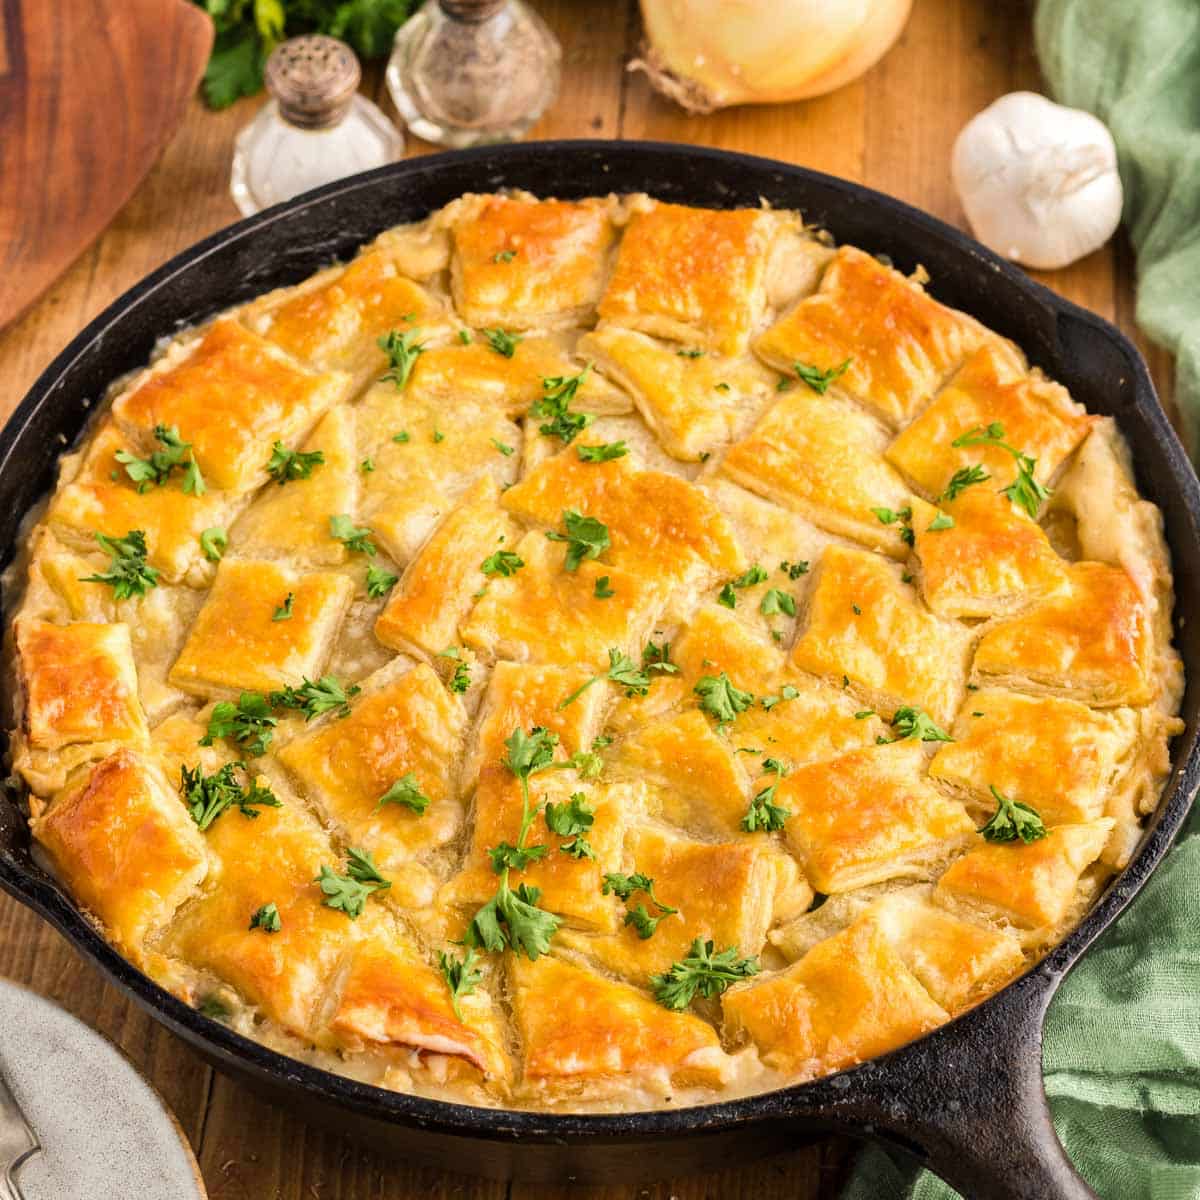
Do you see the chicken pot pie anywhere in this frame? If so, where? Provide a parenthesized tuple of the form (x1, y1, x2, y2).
(6, 191, 1183, 1114)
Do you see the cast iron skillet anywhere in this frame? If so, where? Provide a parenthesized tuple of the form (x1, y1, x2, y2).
(1, 142, 1197, 1200)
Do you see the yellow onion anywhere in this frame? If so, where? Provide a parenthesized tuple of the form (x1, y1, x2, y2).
(632, 0, 913, 112)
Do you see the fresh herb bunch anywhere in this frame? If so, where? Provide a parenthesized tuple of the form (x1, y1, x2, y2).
(195, 0, 416, 110)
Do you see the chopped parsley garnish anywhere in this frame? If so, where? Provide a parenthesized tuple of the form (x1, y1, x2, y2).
(360, 457, 375, 474)
(941, 464, 990, 502)
(532, 368, 594, 444)
(378, 327, 425, 388)
(392, 431, 411, 444)
(488, 840, 549, 872)
(491, 438, 515, 457)
(545, 792, 596, 860)
(329, 514, 377, 556)
(651, 938, 761, 1010)
(760, 684, 800, 711)
(602, 870, 678, 940)
(642, 640, 679, 675)
(80, 530, 159, 599)
(549, 741, 608, 780)
(198, 995, 230, 1021)
(886, 705, 953, 743)
(577, 441, 628, 462)
(852, 604, 862, 615)
(718, 564, 768, 608)
(855, 709, 875, 720)
(557, 648, 653, 709)
(270, 675, 360, 721)
(265, 441, 324, 484)
(249, 902, 281, 933)
(200, 526, 227, 561)
(694, 672, 755, 724)
(545, 509, 610, 570)
(492, 249, 516, 263)
(273, 593, 294, 621)
(760, 588, 796, 617)
(676, 348, 705, 358)
(481, 327, 522, 357)
(433, 429, 445, 444)
(481, 548, 524, 577)
(980, 786, 1048, 844)
(439, 947, 483, 1020)
(182, 762, 281, 831)
(458, 329, 472, 344)
(375, 772, 431, 815)
(440, 652, 470, 694)
(115, 424, 205, 494)
(316, 848, 391, 919)
(951, 423, 1051, 519)
(463, 727, 562, 960)
(927, 511, 955, 532)
(742, 757, 791, 832)
(792, 358, 852, 395)
(200, 691, 278, 757)
(780, 559, 810, 579)
(594, 575, 615, 599)
(365, 564, 398, 598)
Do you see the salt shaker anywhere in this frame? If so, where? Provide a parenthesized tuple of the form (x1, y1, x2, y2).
(386, 0, 561, 148)
(231, 36, 404, 217)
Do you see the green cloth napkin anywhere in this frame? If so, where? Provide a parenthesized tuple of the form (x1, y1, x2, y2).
(842, 14, 1200, 1195)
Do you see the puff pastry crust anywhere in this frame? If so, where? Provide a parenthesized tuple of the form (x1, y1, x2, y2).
(10, 191, 1181, 1116)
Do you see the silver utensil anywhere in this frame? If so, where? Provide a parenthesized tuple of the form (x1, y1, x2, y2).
(0, 1062, 39, 1200)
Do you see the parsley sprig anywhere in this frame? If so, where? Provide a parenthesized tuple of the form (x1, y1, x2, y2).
(80, 530, 160, 599)
(439, 947, 484, 1020)
(557, 648, 653, 709)
(792, 358, 852, 395)
(544, 792, 596, 860)
(718, 564, 768, 608)
(463, 728, 562, 960)
(366, 564, 398, 598)
(375, 772, 431, 815)
(200, 691, 278, 757)
(694, 672, 755, 725)
(980, 785, 1048, 844)
(249, 902, 281, 933)
(270, 675, 360, 720)
(880, 705, 953, 744)
(941, 464, 990, 502)
(181, 762, 281, 832)
(330, 514, 377, 556)
(742, 757, 792, 832)
(266, 441, 324, 485)
(532, 368, 595, 444)
(316, 848, 391, 919)
(951, 423, 1051, 519)
(378, 327, 425, 389)
(116, 424, 204, 494)
(602, 871, 679, 940)
(481, 548, 524, 577)
(545, 509, 610, 570)
(651, 938, 761, 1010)
(578, 441, 628, 463)
(481, 328, 522, 358)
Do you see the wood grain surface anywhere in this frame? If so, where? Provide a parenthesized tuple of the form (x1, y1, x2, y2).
(0, 2, 1176, 1197)
(0, 0, 212, 330)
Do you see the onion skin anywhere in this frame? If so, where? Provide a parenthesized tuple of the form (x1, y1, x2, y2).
(633, 0, 913, 113)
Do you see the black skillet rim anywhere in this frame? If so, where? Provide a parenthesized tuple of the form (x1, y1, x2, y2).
(3, 139, 1198, 1146)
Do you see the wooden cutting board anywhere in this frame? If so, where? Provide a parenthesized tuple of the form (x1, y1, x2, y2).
(0, 0, 213, 330)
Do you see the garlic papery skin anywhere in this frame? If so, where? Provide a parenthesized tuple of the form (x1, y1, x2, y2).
(632, 0, 912, 113)
(952, 91, 1123, 271)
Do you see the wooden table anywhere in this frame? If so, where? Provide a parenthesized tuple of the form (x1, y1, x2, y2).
(0, 2, 1176, 1197)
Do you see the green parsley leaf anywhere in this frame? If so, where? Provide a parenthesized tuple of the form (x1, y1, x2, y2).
(200, 691, 278, 757)
(316, 852, 390, 920)
(181, 762, 281, 832)
(545, 509, 610, 570)
(980, 785, 1048, 844)
(492, 250, 516, 263)
(481, 327, 522, 357)
(200, 526, 227, 562)
(625, 904, 672, 939)
(439, 947, 483, 1020)
(378, 327, 426, 388)
(558, 648, 653, 709)
(447, 660, 471, 693)
(273, 593, 294, 621)
(392, 431, 411, 444)
(491, 438, 515, 457)
(760, 588, 796, 617)
(577, 441, 628, 463)
(197, 993, 231, 1021)
(532, 368, 595, 444)
(329, 514, 377, 556)
(488, 841, 548, 872)
(360, 457, 375, 474)
(651, 938, 761, 1009)
(594, 575, 615, 599)
(676, 348, 705, 358)
(545, 792, 594, 837)
(265, 441, 324, 484)
(742, 757, 791, 832)
(780, 559, 810, 579)
(365, 564, 398, 598)
(872, 506, 903, 524)
(249, 902, 281, 933)
(432, 429, 445, 444)
(793, 358, 852, 394)
(458, 329, 472, 344)
(269, 675, 360, 721)
(116, 425, 203, 494)
(481, 548, 524, 577)
(855, 709, 875, 719)
(927, 511, 955, 532)
(375, 772, 431, 815)
(694, 672, 755, 724)
(717, 582, 737, 609)
(80, 530, 160, 600)
(889, 705, 953, 743)
(465, 881, 560, 960)
(346, 846, 390, 886)
(941, 464, 990, 501)
(642, 641, 679, 674)
(951, 423, 1051, 519)
(760, 683, 801, 711)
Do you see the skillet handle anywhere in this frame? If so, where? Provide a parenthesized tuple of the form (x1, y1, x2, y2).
(798, 973, 1097, 1200)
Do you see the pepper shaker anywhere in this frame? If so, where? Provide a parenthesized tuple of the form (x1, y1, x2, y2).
(231, 35, 404, 217)
(386, 0, 561, 148)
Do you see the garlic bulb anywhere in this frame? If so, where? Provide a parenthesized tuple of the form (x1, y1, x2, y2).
(631, 0, 912, 113)
(952, 91, 1123, 271)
